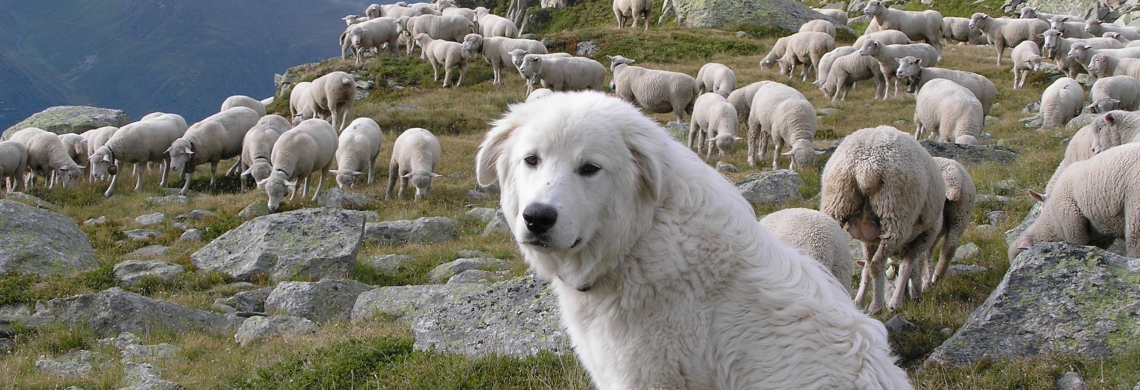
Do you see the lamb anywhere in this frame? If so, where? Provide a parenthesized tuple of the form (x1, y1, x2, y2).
(342, 17, 401, 65)
(329, 118, 383, 189)
(386, 127, 442, 200)
(473, 7, 519, 38)
(688, 93, 740, 159)
(747, 82, 821, 170)
(727, 81, 774, 125)
(819, 51, 885, 101)
(9, 128, 86, 189)
(435, 0, 475, 22)
(1086, 53, 1140, 79)
(851, 29, 910, 49)
(857, 39, 940, 99)
(921, 157, 976, 289)
(863, 0, 944, 51)
(608, 55, 701, 123)
(777, 31, 836, 82)
(398, 14, 476, 57)
(344, 14, 370, 26)
(820, 125, 945, 314)
(0, 141, 27, 192)
(221, 95, 267, 116)
(460, 34, 547, 85)
(257, 118, 338, 211)
(895, 56, 998, 116)
(1010, 40, 1046, 89)
(1040, 29, 1124, 79)
(799, 19, 837, 38)
(813, 46, 857, 87)
(166, 107, 259, 195)
(1085, 19, 1140, 41)
(1009, 143, 1140, 260)
(943, 16, 988, 44)
(612, 0, 651, 30)
(813, 8, 848, 26)
(86, 114, 187, 196)
(1041, 77, 1085, 128)
(1020, 6, 1082, 23)
(1049, 16, 1094, 38)
(289, 82, 316, 123)
(914, 79, 984, 144)
(1087, 75, 1140, 113)
(239, 114, 290, 192)
(518, 54, 607, 94)
(759, 208, 854, 295)
(414, 33, 470, 88)
(510, 50, 573, 94)
(968, 13, 1049, 65)
(695, 62, 736, 97)
(309, 71, 356, 132)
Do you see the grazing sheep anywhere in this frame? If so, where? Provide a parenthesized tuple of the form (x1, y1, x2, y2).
(1041, 77, 1085, 128)
(820, 125, 945, 314)
(1042, 29, 1125, 78)
(895, 56, 997, 116)
(397, 15, 475, 57)
(58, 133, 88, 176)
(460, 34, 547, 85)
(1066, 43, 1140, 74)
(1087, 53, 1140, 79)
(239, 115, 290, 192)
(921, 157, 976, 289)
(612, 0, 651, 30)
(220, 95, 266, 117)
(436, 0, 475, 22)
(1044, 124, 1096, 195)
(288, 82, 316, 123)
(814, 8, 847, 26)
(386, 127, 442, 200)
(688, 93, 740, 159)
(778, 31, 837, 81)
(1050, 16, 1094, 38)
(813, 46, 857, 87)
(259, 119, 338, 211)
(863, 0, 944, 50)
(799, 19, 837, 38)
(727, 81, 775, 125)
(1085, 19, 1140, 41)
(310, 71, 356, 132)
(857, 39, 940, 99)
(342, 17, 401, 65)
(167, 107, 259, 195)
(84, 126, 117, 180)
(518, 54, 607, 95)
(8, 128, 85, 189)
(914, 79, 984, 144)
(760, 208, 854, 295)
(1087, 75, 1140, 113)
(851, 29, 911, 49)
(608, 55, 701, 124)
(969, 13, 1049, 65)
(414, 33, 470, 88)
(473, 7, 519, 38)
(759, 36, 790, 70)
(329, 118, 383, 189)
(1010, 40, 1045, 89)
(943, 16, 989, 44)
(1020, 6, 1082, 23)
(0, 141, 27, 192)
(87, 113, 188, 197)
(1010, 143, 1140, 260)
(696, 62, 736, 97)
(747, 82, 821, 170)
(819, 51, 885, 101)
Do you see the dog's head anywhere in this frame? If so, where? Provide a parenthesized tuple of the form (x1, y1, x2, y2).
(475, 91, 666, 291)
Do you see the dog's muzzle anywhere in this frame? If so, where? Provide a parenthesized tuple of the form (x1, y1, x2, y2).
(522, 203, 558, 234)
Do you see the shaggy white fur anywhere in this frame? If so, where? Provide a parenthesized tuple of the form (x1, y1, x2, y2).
(475, 91, 912, 389)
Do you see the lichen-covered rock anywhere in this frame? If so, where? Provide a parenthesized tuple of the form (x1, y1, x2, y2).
(0, 200, 97, 277)
(120, 362, 180, 390)
(2, 106, 129, 140)
(316, 187, 375, 210)
(448, 269, 509, 284)
(4, 192, 58, 210)
(351, 283, 488, 320)
(483, 210, 510, 235)
(120, 343, 181, 363)
(237, 201, 270, 219)
(97, 332, 142, 351)
(428, 258, 512, 284)
(674, 0, 827, 32)
(126, 246, 168, 259)
(124, 229, 161, 241)
(264, 280, 372, 322)
(216, 287, 273, 313)
(921, 140, 1019, 165)
(35, 350, 109, 377)
(191, 208, 365, 282)
(360, 254, 416, 274)
(735, 170, 802, 205)
(30, 287, 243, 337)
(134, 213, 166, 226)
(234, 316, 318, 346)
(363, 217, 459, 246)
(926, 242, 1140, 366)
(113, 260, 185, 286)
(179, 229, 203, 242)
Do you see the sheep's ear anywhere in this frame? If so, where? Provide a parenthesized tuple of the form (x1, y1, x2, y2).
(1110, 98, 1121, 104)
(476, 115, 520, 186)
(429, 172, 442, 177)
(1028, 189, 1047, 202)
(781, 150, 794, 156)
(351, 171, 363, 177)
(1106, 112, 1116, 125)
(328, 169, 341, 175)
(102, 154, 112, 162)
(184, 147, 193, 155)
(813, 149, 827, 156)
(895, 57, 906, 64)
(402, 172, 414, 178)
(733, 136, 743, 142)
(914, 57, 923, 65)
(256, 178, 267, 191)
(241, 168, 251, 179)
(1015, 236, 1034, 251)
(606, 55, 615, 61)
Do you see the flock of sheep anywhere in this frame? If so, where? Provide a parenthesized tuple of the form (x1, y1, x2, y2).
(5, 0, 1140, 316)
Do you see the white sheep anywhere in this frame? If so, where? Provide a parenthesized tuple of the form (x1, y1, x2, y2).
(239, 114, 290, 193)
(1019, 7, 1082, 23)
(510, 50, 573, 94)
(460, 34, 547, 85)
(386, 127, 442, 200)
(258, 118, 338, 211)
(921, 157, 976, 289)
(813, 46, 857, 87)
(1066, 43, 1140, 74)
(1087, 75, 1140, 113)
(518, 54, 607, 95)
(220, 95, 267, 116)
(969, 13, 1049, 65)
(435, 0, 475, 22)
(83, 126, 117, 180)
(382, 3, 434, 19)
(777, 31, 836, 81)
(366, 4, 382, 18)
(813, 8, 848, 26)
(8, 128, 86, 189)
(1044, 124, 1096, 195)
(342, 17, 401, 66)
(58, 133, 88, 177)
(943, 16, 988, 44)
(166, 107, 259, 195)
(914, 79, 984, 144)
(863, 0, 944, 50)
(688, 93, 740, 159)
(608, 55, 701, 123)
(612, 0, 651, 30)
(330, 117, 383, 189)
(1041, 77, 1085, 128)
(759, 36, 790, 70)
(1087, 110, 1140, 155)
(851, 29, 910, 49)
(695, 62, 736, 97)
(895, 56, 998, 116)
(399, 14, 476, 48)
(819, 51, 885, 101)
(289, 82, 316, 123)
(473, 7, 519, 38)
(0, 141, 27, 192)
(344, 14, 370, 26)
(88, 113, 187, 197)
(857, 39, 940, 99)
(310, 71, 357, 132)
(1010, 143, 1140, 260)
(1041, 29, 1125, 78)
(760, 208, 854, 295)
(526, 88, 554, 101)
(1085, 19, 1140, 41)
(727, 81, 774, 126)
(821, 125, 945, 314)
(1010, 40, 1045, 89)
(747, 82, 821, 170)
(1049, 16, 1093, 38)
(1087, 52, 1140, 79)
(414, 33, 470, 88)
(799, 19, 837, 38)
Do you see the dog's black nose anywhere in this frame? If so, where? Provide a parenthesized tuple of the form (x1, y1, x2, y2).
(522, 203, 558, 234)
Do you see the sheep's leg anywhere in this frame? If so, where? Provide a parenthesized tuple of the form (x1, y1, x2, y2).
(25, 171, 35, 190)
(209, 162, 218, 186)
(225, 159, 241, 176)
(431, 60, 441, 82)
(889, 255, 917, 311)
(854, 241, 878, 310)
(687, 121, 699, 152)
(932, 231, 958, 287)
(385, 163, 399, 200)
(179, 168, 193, 195)
(104, 171, 117, 197)
(746, 121, 759, 168)
(994, 43, 1004, 66)
(757, 129, 770, 163)
(867, 241, 892, 315)
(240, 161, 248, 193)
(312, 171, 326, 200)
(134, 164, 145, 191)
(456, 61, 466, 87)
(398, 176, 408, 199)
(159, 159, 170, 187)
(302, 174, 311, 199)
(367, 159, 375, 185)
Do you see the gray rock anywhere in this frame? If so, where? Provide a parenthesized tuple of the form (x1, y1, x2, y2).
(234, 316, 318, 346)
(1019, 114, 1043, 128)
(352, 283, 487, 321)
(35, 350, 108, 377)
(316, 187, 375, 210)
(192, 208, 365, 282)
(179, 229, 203, 242)
(216, 287, 273, 313)
(264, 280, 372, 322)
(920, 140, 1019, 165)
(84, 216, 108, 226)
(466, 207, 499, 223)
(0, 200, 97, 276)
(475, 181, 500, 193)
(927, 243, 1140, 366)
(985, 210, 1008, 225)
(892, 119, 908, 127)
(575, 39, 600, 56)
(816, 107, 839, 116)
(848, 1, 866, 13)
(675, 0, 828, 32)
(847, 14, 872, 25)
(715, 161, 739, 173)
(952, 242, 980, 263)
(1005, 202, 1043, 245)
(2, 106, 129, 140)
(1022, 100, 1040, 114)
(363, 217, 459, 246)
(664, 121, 690, 142)
(946, 264, 987, 277)
(145, 196, 189, 206)
(121, 362, 180, 390)
(120, 343, 181, 363)
(428, 258, 512, 284)
(134, 213, 165, 226)
(126, 245, 167, 258)
(124, 229, 161, 241)
(171, 222, 189, 231)
(1057, 372, 1087, 390)
(4, 192, 58, 210)
(237, 201, 270, 219)
(0, 337, 13, 354)
(361, 254, 416, 274)
(735, 31, 757, 39)
(984, 115, 999, 127)
(97, 332, 141, 350)
(0, 303, 32, 317)
(448, 269, 508, 284)
(735, 170, 803, 205)
(456, 250, 493, 259)
(466, 190, 492, 200)
(113, 260, 184, 286)
(974, 224, 998, 234)
(30, 287, 243, 336)
(1066, 113, 1098, 130)
(884, 315, 916, 334)
(187, 209, 217, 220)
(483, 210, 510, 235)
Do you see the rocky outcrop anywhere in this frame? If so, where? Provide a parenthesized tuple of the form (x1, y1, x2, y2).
(113, 260, 185, 286)
(735, 170, 803, 205)
(363, 217, 460, 246)
(234, 315, 318, 347)
(28, 287, 243, 337)
(2, 106, 129, 140)
(674, 0, 827, 31)
(191, 208, 365, 282)
(0, 200, 97, 277)
(264, 280, 372, 322)
(921, 140, 1019, 166)
(427, 258, 512, 284)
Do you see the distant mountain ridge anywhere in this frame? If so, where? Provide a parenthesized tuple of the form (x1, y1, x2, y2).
(0, 0, 389, 130)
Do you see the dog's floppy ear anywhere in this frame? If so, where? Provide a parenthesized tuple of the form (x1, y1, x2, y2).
(475, 117, 518, 186)
(625, 132, 664, 203)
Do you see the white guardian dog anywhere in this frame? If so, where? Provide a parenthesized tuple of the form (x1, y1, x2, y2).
(475, 91, 912, 389)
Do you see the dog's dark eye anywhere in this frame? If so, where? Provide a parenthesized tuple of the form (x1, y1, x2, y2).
(524, 155, 539, 166)
(578, 163, 601, 176)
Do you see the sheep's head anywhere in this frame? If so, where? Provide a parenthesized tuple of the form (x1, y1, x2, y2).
(712, 134, 742, 157)
(857, 40, 881, 56)
(508, 49, 529, 69)
(56, 164, 85, 188)
(1048, 16, 1069, 31)
(241, 159, 274, 184)
(1086, 19, 1103, 34)
(968, 13, 988, 30)
(519, 55, 543, 77)
(165, 138, 194, 173)
(1008, 190, 1051, 260)
(954, 135, 979, 145)
(863, 0, 882, 15)
(1087, 98, 1120, 114)
(894, 56, 922, 79)
(607, 55, 636, 73)
(1019, 6, 1036, 19)
(784, 139, 825, 171)
(413, 33, 432, 48)
(405, 170, 442, 200)
(1025, 55, 1045, 72)
(1104, 31, 1122, 41)
(330, 169, 363, 189)
(1040, 29, 1062, 56)
(459, 33, 482, 54)
(1087, 54, 1108, 75)
(258, 171, 296, 212)
(1067, 43, 1090, 59)
(88, 147, 116, 179)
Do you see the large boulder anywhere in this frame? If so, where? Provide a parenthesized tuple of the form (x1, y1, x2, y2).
(0, 200, 97, 277)
(27, 287, 243, 337)
(735, 170, 803, 205)
(264, 280, 372, 322)
(920, 140, 1019, 166)
(2, 106, 129, 140)
(926, 243, 1140, 366)
(674, 0, 828, 31)
(191, 208, 365, 282)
